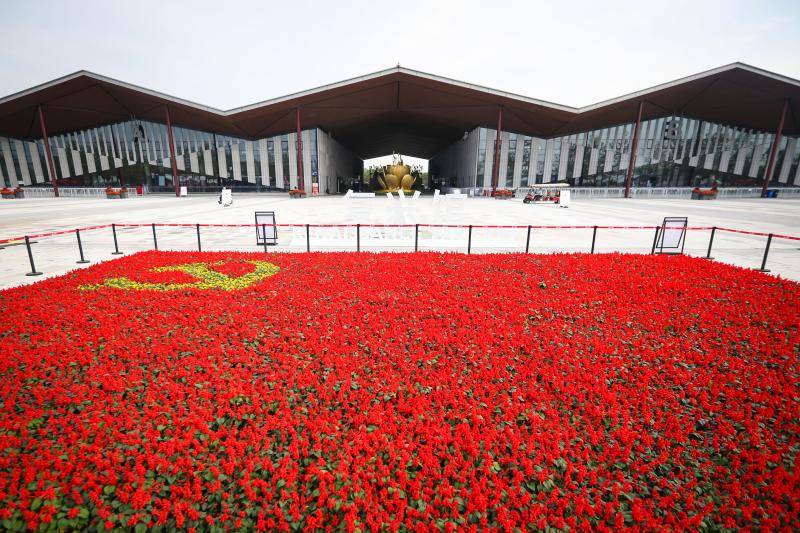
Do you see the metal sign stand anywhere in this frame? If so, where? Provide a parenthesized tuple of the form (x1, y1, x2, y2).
(255, 211, 278, 246)
(652, 217, 688, 255)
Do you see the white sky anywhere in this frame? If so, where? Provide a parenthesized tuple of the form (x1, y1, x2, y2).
(3, 0, 799, 172)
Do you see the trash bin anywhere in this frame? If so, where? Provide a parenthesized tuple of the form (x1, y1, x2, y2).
(767, 189, 779, 198)
(136, 185, 143, 196)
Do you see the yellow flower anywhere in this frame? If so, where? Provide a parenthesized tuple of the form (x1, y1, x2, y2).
(81, 260, 280, 292)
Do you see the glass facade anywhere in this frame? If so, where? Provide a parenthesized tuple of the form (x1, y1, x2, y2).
(3, 112, 799, 191)
(0, 119, 321, 191)
(464, 116, 800, 189)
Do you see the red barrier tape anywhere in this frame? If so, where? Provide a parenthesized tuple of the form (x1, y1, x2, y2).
(716, 227, 800, 241)
(3, 223, 798, 243)
(0, 224, 110, 245)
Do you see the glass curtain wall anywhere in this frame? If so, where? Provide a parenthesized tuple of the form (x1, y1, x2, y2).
(0, 119, 320, 191)
(470, 116, 798, 188)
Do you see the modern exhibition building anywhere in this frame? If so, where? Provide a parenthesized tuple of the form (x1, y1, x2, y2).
(0, 62, 799, 196)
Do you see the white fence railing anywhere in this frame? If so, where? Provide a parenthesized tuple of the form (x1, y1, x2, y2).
(16, 186, 800, 200)
(565, 187, 800, 199)
(452, 186, 800, 199)
(19, 188, 142, 199)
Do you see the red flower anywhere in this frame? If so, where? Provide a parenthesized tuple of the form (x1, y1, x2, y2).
(0, 251, 797, 530)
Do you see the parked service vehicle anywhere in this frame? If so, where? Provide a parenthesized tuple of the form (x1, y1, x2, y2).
(523, 183, 570, 206)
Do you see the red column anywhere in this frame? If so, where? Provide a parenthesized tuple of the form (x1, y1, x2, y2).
(37, 106, 59, 197)
(164, 105, 180, 197)
(296, 107, 304, 193)
(491, 106, 503, 193)
(761, 99, 789, 198)
(624, 101, 644, 198)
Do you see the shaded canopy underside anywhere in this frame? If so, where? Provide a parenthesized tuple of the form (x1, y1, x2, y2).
(1, 63, 798, 159)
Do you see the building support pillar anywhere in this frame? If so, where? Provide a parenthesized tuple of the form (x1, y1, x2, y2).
(491, 106, 503, 192)
(624, 101, 644, 198)
(761, 99, 788, 198)
(164, 105, 180, 197)
(37, 105, 59, 197)
(295, 108, 305, 193)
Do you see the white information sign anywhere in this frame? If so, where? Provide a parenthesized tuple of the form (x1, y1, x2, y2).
(654, 217, 688, 254)
(255, 211, 278, 246)
(220, 188, 233, 207)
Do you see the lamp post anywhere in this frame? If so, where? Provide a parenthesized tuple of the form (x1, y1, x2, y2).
(296, 108, 304, 193)
(761, 99, 789, 198)
(491, 106, 503, 193)
(37, 106, 59, 197)
(164, 105, 180, 197)
(623, 101, 644, 198)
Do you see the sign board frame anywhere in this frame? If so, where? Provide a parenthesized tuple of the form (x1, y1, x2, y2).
(255, 211, 278, 246)
(653, 216, 687, 255)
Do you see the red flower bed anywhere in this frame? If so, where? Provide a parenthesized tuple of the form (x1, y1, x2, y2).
(0, 252, 798, 531)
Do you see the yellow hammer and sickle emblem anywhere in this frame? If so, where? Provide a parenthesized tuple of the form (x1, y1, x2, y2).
(80, 260, 280, 291)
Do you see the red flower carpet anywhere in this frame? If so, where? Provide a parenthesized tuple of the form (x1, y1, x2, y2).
(1, 251, 798, 531)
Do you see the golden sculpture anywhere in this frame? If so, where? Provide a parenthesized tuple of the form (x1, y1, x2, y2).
(377, 155, 417, 192)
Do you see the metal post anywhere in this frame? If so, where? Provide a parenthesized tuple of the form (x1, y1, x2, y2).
(591, 226, 598, 254)
(306, 224, 310, 252)
(152, 223, 158, 250)
(296, 108, 304, 193)
(262, 224, 267, 252)
(650, 226, 660, 255)
(111, 224, 122, 255)
(356, 224, 361, 252)
(758, 233, 773, 272)
(196, 224, 201, 251)
(705, 226, 716, 259)
(525, 225, 531, 253)
(624, 101, 644, 198)
(76, 229, 89, 264)
(761, 99, 789, 198)
(164, 105, 181, 197)
(467, 225, 473, 254)
(491, 107, 503, 193)
(25, 236, 42, 276)
(415, 224, 419, 252)
(37, 106, 59, 197)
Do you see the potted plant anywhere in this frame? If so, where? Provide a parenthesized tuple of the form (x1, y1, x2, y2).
(106, 187, 120, 199)
(492, 189, 513, 199)
(13, 187, 24, 199)
(288, 188, 307, 199)
(119, 187, 129, 199)
(691, 186, 718, 200)
(1, 187, 14, 199)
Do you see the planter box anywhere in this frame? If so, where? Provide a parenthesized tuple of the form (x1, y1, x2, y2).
(119, 191, 129, 199)
(14, 190, 24, 198)
(106, 193, 120, 199)
(1, 193, 14, 199)
(691, 191, 717, 200)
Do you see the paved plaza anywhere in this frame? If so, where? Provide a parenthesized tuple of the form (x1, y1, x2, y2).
(0, 193, 798, 288)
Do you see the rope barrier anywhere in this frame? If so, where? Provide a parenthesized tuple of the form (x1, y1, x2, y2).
(0, 224, 110, 244)
(2, 223, 798, 244)
(715, 227, 800, 241)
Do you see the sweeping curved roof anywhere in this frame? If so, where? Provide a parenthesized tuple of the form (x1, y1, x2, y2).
(1, 63, 798, 158)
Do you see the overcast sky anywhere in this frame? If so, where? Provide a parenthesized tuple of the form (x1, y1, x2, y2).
(3, 0, 799, 168)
